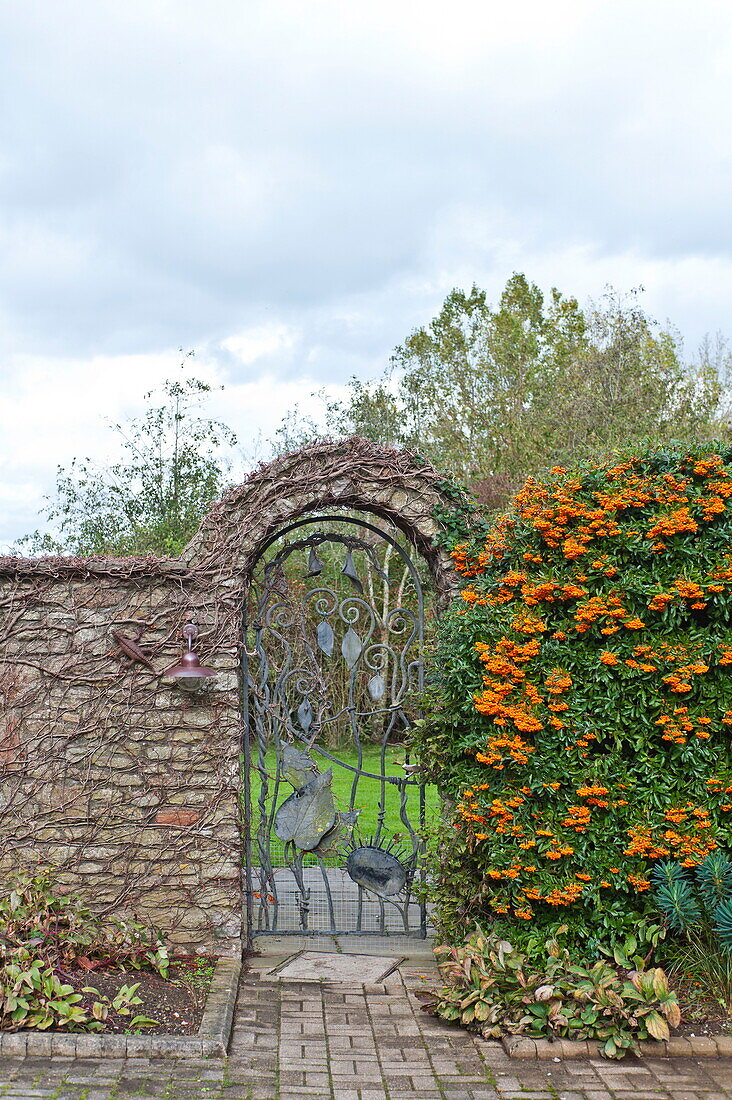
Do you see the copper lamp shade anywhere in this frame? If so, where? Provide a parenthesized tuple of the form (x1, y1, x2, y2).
(164, 624, 217, 691)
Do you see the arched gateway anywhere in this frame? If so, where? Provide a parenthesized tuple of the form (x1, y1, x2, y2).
(185, 439, 459, 941)
(0, 438, 459, 955)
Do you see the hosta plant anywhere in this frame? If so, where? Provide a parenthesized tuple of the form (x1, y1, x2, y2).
(432, 929, 681, 1060)
(0, 950, 156, 1032)
(1, 954, 89, 1031)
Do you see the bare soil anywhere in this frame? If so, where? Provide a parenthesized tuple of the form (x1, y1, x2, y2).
(674, 978, 732, 1038)
(61, 954, 217, 1035)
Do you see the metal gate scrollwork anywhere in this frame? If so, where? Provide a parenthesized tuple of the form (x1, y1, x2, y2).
(242, 515, 430, 937)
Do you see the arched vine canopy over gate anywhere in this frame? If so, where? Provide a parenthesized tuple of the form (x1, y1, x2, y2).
(184, 439, 462, 939)
(183, 437, 459, 604)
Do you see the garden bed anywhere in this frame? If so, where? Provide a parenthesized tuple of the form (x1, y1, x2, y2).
(499, 993, 732, 1060)
(673, 979, 732, 1038)
(0, 953, 242, 1059)
(58, 954, 217, 1036)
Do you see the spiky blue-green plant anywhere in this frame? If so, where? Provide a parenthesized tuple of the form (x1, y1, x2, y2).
(713, 898, 732, 954)
(654, 880, 702, 934)
(648, 854, 732, 1010)
(695, 853, 732, 915)
(650, 861, 687, 890)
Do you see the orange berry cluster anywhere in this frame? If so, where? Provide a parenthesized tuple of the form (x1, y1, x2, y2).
(625, 806, 716, 866)
(654, 708, 712, 745)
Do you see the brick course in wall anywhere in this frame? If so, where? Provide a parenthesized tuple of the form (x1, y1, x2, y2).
(0, 439, 459, 952)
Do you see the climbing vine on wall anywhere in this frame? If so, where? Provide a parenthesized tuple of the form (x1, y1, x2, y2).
(0, 554, 241, 950)
(416, 442, 732, 947)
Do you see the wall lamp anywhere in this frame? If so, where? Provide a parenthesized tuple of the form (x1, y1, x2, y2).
(164, 623, 217, 692)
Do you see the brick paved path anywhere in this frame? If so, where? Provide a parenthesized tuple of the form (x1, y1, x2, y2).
(3, 960, 732, 1098)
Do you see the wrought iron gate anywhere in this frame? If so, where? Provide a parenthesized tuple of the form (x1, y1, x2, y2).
(242, 515, 430, 937)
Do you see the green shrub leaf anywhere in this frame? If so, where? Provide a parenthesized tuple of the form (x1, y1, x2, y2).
(644, 1009, 670, 1041)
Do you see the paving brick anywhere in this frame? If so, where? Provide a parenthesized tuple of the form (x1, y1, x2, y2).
(388, 1093, 443, 1100)
(303, 1071, 330, 1086)
(611, 1093, 670, 1100)
(10, 969, 732, 1100)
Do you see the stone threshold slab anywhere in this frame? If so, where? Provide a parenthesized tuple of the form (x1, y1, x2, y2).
(251, 933, 435, 959)
(502, 1032, 732, 1059)
(270, 950, 403, 983)
(0, 950, 241, 1059)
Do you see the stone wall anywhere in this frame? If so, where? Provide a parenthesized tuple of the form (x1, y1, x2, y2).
(0, 556, 242, 953)
(0, 439, 461, 953)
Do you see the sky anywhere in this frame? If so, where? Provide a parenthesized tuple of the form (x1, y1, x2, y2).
(1, 0, 732, 547)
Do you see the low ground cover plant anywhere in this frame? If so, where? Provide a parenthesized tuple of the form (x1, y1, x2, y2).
(430, 928, 680, 1059)
(418, 441, 732, 950)
(0, 868, 169, 1032)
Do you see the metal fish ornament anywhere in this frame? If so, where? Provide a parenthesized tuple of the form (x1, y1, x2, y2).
(111, 630, 155, 669)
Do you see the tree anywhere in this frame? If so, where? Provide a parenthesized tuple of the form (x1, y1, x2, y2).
(549, 291, 723, 466)
(389, 277, 588, 492)
(299, 275, 728, 509)
(17, 356, 237, 557)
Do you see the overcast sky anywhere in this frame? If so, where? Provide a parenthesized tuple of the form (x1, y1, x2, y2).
(1, 0, 732, 546)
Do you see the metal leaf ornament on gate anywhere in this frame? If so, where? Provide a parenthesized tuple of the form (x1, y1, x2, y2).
(316, 619, 334, 657)
(279, 742, 317, 789)
(346, 844, 409, 897)
(311, 809, 361, 859)
(244, 520, 429, 937)
(341, 626, 363, 669)
(297, 697, 314, 734)
(367, 673, 385, 701)
(307, 546, 324, 576)
(274, 771, 337, 851)
(341, 550, 364, 592)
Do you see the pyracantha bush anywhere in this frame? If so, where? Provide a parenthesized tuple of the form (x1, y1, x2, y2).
(418, 442, 732, 948)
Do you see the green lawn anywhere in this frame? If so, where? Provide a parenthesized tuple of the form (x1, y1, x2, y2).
(244, 743, 439, 845)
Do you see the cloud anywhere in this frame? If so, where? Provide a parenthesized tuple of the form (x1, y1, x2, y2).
(0, 345, 350, 547)
(1, 0, 732, 541)
(2, 0, 731, 353)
